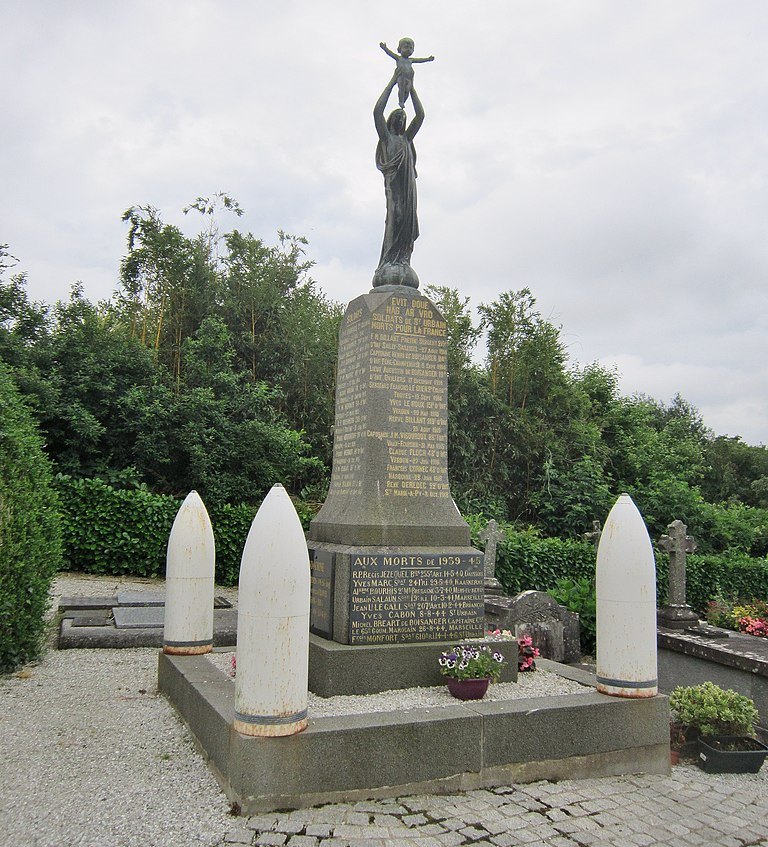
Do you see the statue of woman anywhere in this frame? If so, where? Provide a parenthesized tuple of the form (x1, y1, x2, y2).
(372, 74, 424, 288)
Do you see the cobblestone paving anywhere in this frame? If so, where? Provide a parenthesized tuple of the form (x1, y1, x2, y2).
(221, 764, 768, 847)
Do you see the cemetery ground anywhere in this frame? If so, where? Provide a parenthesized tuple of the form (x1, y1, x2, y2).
(2, 576, 768, 847)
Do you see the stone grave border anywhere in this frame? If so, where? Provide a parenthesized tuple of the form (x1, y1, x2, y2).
(158, 651, 670, 814)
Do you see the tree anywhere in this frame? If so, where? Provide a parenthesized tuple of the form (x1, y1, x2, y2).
(122, 317, 324, 505)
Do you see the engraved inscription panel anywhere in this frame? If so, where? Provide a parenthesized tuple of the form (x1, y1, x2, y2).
(327, 306, 367, 497)
(309, 549, 335, 639)
(349, 552, 484, 644)
(370, 296, 449, 499)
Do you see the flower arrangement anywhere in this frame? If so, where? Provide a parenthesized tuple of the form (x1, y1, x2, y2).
(739, 616, 768, 637)
(706, 597, 768, 633)
(517, 635, 540, 672)
(485, 628, 514, 641)
(439, 644, 506, 682)
(485, 628, 540, 671)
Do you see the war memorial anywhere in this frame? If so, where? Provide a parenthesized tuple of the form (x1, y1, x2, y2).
(154, 42, 670, 811)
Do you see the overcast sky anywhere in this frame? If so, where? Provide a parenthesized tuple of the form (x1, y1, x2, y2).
(4, 1, 768, 444)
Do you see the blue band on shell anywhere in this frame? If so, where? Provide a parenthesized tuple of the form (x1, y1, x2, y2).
(235, 708, 308, 726)
(596, 675, 657, 688)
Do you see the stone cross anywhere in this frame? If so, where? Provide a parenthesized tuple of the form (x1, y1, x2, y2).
(479, 519, 505, 595)
(582, 520, 602, 550)
(657, 519, 699, 629)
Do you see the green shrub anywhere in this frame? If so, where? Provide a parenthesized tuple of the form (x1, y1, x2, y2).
(550, 577, 596, 655)
(686, 554, 768, 614)
(54, 475, 178, 578)
(669, 682, 758, 737)
(0, 363, 62, 673)
(208, 501, 257, 585)
(53, 475, 314, 587)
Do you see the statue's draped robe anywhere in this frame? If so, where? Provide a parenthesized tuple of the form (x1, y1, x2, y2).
(376, 132, 419, 268)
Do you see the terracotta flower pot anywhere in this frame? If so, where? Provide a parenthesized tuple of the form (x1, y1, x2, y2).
(446, 677, 490, 700)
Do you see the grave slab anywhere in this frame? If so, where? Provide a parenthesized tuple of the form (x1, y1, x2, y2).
(68, 609, 112, 627)
(59, 595, 118, 611)
(116, 590, 166, 606)
(114, 606, 165, 629)
(58, 609, 239, 649)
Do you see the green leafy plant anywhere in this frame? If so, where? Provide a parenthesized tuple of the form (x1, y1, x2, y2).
(438, 644, 506, 682)
(705, 595, 740, 630)
(669, 682, 758, 738)
(550, 577, 596, 655)
(0, 362, 62, 673)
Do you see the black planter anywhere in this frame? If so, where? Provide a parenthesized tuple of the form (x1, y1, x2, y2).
(697, 736, 768, 774)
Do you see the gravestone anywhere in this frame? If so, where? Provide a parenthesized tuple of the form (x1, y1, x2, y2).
(657, 519, 699, 630)
(479, 519, 504, 595)
(583, 520, 602, 549)
(308, 289, 484, 644)
(485, 590, 581, 663)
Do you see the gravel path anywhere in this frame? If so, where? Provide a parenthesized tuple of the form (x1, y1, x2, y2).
(2, 572, 767, 847)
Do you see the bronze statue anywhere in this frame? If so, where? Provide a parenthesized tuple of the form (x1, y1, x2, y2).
(372, 57, 428, 289)
(379, 38, 434, 109)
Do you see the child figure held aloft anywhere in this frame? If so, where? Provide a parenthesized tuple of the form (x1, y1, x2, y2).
(380, 37, 434, 109)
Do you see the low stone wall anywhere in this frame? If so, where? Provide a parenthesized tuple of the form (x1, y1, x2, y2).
(658, 628, 768, 729)
(158, 653, 670, 814)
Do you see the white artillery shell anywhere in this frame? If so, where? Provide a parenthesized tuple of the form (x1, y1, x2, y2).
(596, 493, 658, 698)
(234, 484, 310, 737)
(163, 490, 215, 655)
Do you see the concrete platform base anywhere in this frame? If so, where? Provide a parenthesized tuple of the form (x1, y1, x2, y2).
(158, 652, 670, 814)
(309, 634, 517, 695)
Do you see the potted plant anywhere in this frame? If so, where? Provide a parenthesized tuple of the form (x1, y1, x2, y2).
(669, 682, 767, 773)
(439, 644, 506, 700)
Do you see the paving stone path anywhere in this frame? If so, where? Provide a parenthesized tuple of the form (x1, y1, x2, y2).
(221, 767, 768, 847)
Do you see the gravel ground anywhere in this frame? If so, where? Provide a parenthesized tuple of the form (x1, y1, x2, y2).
(2, 572, 767, 847)
(207, 652, 592, 717)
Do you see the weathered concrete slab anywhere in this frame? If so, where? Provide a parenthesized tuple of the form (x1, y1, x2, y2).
(115, 591, 232, 608)
(68, 609, 112, 627)
(116, 590, 166, 606)
(158, 652, 670, 814)
(58, 609, 239, 650)
(114, 606, 165, 629)
(59, 595, 118, 611)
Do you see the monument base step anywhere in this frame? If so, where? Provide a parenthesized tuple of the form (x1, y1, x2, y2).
(158, 652, 670, 814)
(308, 633, 517, 696)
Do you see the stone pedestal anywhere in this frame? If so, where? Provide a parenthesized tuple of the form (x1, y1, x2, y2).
(657, 604, 700, 630)
(308, 287, 484, 645)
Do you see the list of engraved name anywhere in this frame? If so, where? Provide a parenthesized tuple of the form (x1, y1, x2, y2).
(329, 295, 450, 498)
(349, 553, 484, 644)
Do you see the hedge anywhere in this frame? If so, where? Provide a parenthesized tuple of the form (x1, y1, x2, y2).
(468, 515, 768, 613)
(52, 483, 768, 606)
(467, 515, 596, 595)
(0, 363, 62, 673)
(53, 476, 259, 586)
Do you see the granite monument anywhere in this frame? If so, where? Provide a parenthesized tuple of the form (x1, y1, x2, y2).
(307, 45, 484, 645)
